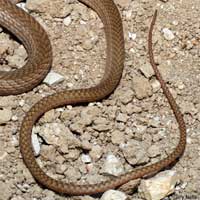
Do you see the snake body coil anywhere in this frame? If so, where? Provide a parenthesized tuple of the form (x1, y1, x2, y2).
(0, 0, 186, 196)
(0, 0, 52, 95)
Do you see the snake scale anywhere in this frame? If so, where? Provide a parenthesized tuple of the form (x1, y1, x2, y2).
(0, 0, 186, 196)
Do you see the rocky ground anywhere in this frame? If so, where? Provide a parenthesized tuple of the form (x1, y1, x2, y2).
(0, 0, 200, 199)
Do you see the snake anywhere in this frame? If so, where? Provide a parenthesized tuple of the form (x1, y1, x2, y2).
(0, 0, 186, 196)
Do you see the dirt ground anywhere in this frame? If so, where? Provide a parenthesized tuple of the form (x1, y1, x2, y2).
(0, 0, 200, 199)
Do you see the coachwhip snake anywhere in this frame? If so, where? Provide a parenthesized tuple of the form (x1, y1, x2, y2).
(0, 0, 186, 196)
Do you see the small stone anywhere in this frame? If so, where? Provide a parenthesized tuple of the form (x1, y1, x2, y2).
(42, 109, 57, 123)
(89, 145, 103, 161)
(81, 140, 92, 151)
(121, 140, 149, 165)
(111, 130, 125, 145)
(100, 190, 127, 200)
(16, 2, 28, 12)
(11, 115, 18, 121)
(32, 133, 40, 156)
(139, 170, 179, 200)
(132, 76, 153, 99)
(151, 80, 161, 93)
(147, 145, 160, 158)
(64, 166, 81, 181)
(7, 45, 27, 68)
(63, 16, 72, 26)
(116, 113, 129, 123)
(0, 108, 12, 124)
(83, 36, 98, 50)
(162, 28, 175, 41)
(172, 20, 179, 26)
(128, 32, 137, 40)
(102, 154, 124, 176)
(93, 117, 112, 131)
(19, 99, 25, 107)
(119, 89, 134, 104)
(39, 123, 80, 151)
(180, 101, 197, 115)
(139, 63, 155, 78)
(149, 116, 160, 128)
(43, 71, 65, 85)
(81, 154, 92, 164)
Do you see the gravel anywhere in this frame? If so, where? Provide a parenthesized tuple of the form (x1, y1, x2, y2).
(0, 0, 200, 199)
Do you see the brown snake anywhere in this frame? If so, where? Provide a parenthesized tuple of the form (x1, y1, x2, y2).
(0, 0, 186, 196)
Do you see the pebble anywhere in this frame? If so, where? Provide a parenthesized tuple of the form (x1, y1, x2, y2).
(42, 109, 58, 123)
(180, 101, 197, 115)
(102, 154, 124, 176)
(119, 89, 134, 104)
(121, 140, 149, 165)
(116, 113, 129, 123)
(139, 170, 179, 200)
(64, 166, 81, 181)
(128, 32, 137, 40)
(0, 108, 12, 124)
(81, 154, 92, 164)
(38, 123, 80, 151)
(100, 190, 127, 200)
(89, 145, 103, 161)
(151, 80, 161, 93)
(111, 130, 125, 145)
(139, 63, 155, 78)
(32, 133, 41, 156)
(132, 76, 153, 99)
(93, 117, 112, 132)
(19, 99, 25, 107)
(162, 28, 175, 41)
(43, 71, 65, 85)
(147, 144, 161, 158)
(7, 45, 26, 68)
(63, 16, 72, 26)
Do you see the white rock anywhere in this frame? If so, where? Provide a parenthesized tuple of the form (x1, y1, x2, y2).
(128, 32, 137, 40)
(11, 115, 18, 121)
(151, 80, 161, 93)
(32, 133, 41, 156)
(139, 170, 179, 200)
(19, 99, 25, 107)
(102, 154, 124, 176)
(0, 108, 12, 124)
(81, 154, 92, 163)
(16, 2, 28, 12)
(162, 28, 175, 40)
(139, 63, 155, 78)
(43, 71, 65, 85)
(63, 16, 72, 26)
(101, 190, 127, 200)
